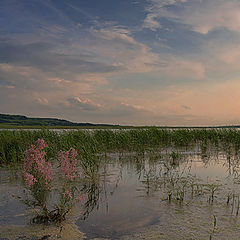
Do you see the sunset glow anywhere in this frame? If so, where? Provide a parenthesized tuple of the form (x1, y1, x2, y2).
(1, 0, 240, 126)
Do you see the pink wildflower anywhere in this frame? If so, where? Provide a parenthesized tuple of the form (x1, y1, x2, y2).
(63, 189, 72, 199)
(35, 138, 48, 150)
(58, 148, 78, 181)
(22, 172, 37, 187)
(22, 139, 53, 187)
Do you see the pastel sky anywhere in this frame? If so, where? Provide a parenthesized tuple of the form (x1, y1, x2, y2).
(1, 0, 240, 126)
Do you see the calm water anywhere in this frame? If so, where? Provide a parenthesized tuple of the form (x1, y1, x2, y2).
(1, 146, 240, 239)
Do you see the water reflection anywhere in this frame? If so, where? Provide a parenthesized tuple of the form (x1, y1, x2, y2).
(76, 145, 240, 239)
(2, 145, 240, 239)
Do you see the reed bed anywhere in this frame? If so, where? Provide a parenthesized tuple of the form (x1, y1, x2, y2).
(1, 128, 240, 165)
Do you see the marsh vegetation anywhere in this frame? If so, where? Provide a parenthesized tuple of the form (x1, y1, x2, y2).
(1, 128, 240, 239)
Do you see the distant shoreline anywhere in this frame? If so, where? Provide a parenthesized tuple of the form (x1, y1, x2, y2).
(1, 113, 239, 129)
(0, 124, 240, 130)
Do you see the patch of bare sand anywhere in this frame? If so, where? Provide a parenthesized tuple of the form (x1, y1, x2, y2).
(0, 220, 85, 240)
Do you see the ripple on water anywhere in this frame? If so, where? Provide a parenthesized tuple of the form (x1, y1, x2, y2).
(2, 148, 240, 239)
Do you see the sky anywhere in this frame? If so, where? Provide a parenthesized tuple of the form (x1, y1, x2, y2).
(1, 0, 240, 126)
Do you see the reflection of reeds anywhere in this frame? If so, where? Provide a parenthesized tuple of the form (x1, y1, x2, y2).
(81, 181, 101, 220)
(136, 154, 225, 206)
(227, 193, 240, 216)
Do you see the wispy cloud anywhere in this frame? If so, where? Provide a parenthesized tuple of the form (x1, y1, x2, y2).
(144, 0, 240, 34)
(88, 26, 163, 73)
(1, 0, 240, 125)
(67, 97, 101, 111)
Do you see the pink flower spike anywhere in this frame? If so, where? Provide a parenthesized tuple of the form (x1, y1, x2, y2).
(63, 189, 72, 199)
(35, 138, 48, 150)
(22, 172, 37, 187)
(22, 138, 53, 188)
(58, 148, 78, 181)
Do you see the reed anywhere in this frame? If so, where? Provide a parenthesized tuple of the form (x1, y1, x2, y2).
(1, 128, 240, 165)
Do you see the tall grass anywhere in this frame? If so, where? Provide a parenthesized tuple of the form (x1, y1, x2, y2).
(1, 128, 240, 165)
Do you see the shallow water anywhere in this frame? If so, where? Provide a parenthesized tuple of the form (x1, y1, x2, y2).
(1, 146, 240, 239)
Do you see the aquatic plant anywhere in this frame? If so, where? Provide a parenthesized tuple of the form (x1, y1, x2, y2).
(22, 139, 52, 219)
(22, 139, 83, 223)
(205, 184, 220, 204)
(2, 128, 240, 167)
(170, 151, 180, 166)
(209, 215, 217, 240)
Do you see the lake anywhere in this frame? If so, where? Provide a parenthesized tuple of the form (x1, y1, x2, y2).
(1, 143, 240, 239)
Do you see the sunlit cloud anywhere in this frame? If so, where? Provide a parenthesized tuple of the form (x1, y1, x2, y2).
(35, 97, 49, 106)
(67, 97, 101, 111)
(0, 0, 240, 125)
(144, 0, 240, 34)
(143, 13, 162, 31)
(88, 26, 163, 73)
